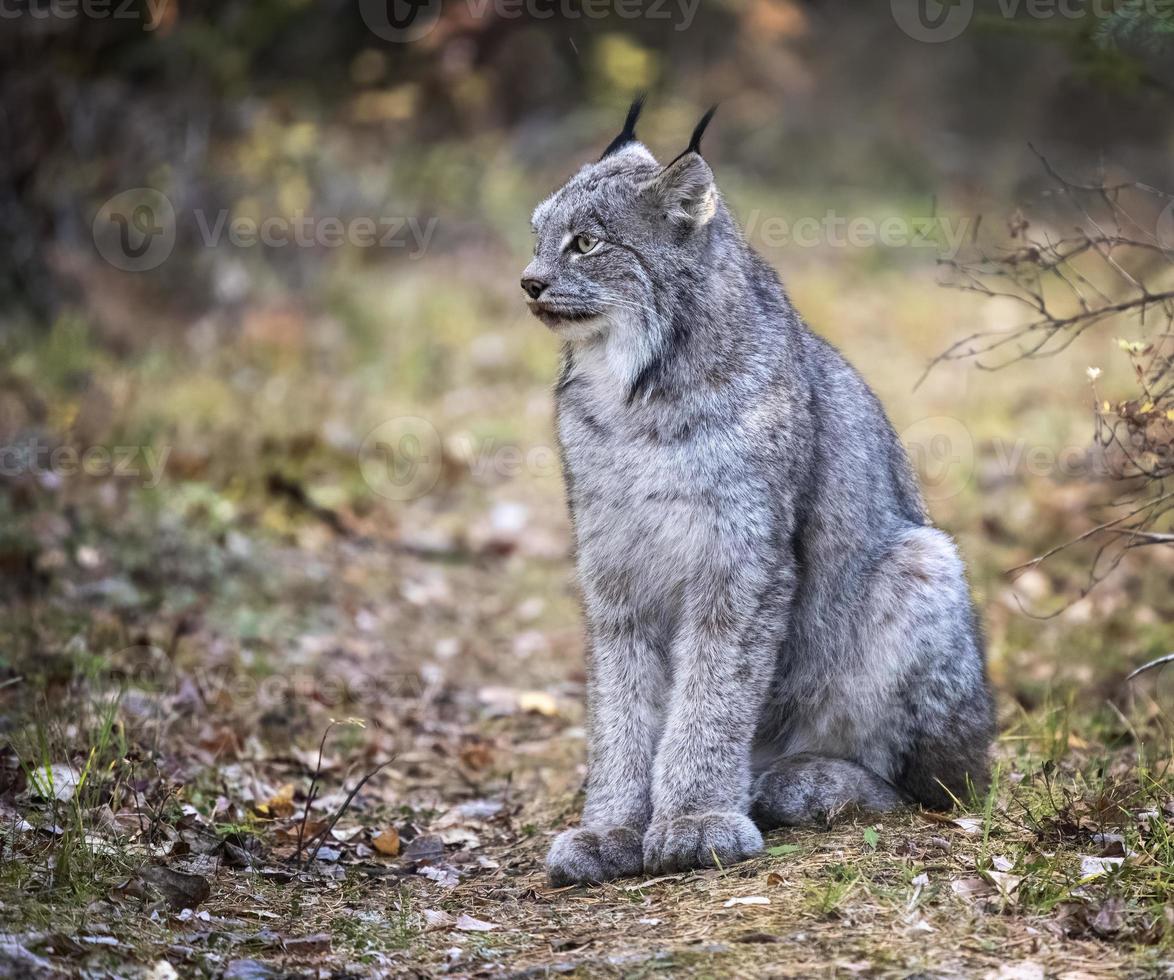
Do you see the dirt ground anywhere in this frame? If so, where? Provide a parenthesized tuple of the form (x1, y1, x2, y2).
(2, 254, 1174, 978)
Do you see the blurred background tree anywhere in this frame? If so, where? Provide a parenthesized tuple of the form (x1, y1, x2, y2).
(2, 0, 1172, 327)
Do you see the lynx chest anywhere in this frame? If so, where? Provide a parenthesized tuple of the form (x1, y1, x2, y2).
(555, 349, 727, 592)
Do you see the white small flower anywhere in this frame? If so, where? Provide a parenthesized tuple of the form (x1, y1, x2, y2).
(1086, 367, 1102, 381)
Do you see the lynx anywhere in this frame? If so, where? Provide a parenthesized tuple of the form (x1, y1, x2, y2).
(521, 99, 994, 885)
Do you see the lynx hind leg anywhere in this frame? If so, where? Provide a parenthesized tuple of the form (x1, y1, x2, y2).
(750, 754, 905, 829)
(875, 526, 995, 810)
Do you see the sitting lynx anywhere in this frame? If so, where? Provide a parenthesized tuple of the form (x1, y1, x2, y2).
(521, 99, 994, 885)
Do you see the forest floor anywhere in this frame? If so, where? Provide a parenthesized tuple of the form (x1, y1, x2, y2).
(2, 251, 1174, 979)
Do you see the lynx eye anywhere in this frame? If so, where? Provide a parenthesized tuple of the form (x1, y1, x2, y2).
(572, 233, 599, 255)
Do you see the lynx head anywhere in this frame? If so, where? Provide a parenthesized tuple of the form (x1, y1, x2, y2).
(522, 99, 723, 354)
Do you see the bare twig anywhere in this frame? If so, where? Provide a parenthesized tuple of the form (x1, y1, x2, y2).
(927, 151, 1173, 605)
(293, 722, 341, 864)
(1127, 653, 1174, 681)
(303, 758, 396, 866)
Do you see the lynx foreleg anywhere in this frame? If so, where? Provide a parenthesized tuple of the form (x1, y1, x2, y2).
(546, 594, 668, 886)
(644, 552, 794, 875)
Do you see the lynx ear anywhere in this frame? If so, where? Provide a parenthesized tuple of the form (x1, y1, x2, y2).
(600, 94, 646, 159)
(643, 152, 717, 227)
(642, 105, 719, 228)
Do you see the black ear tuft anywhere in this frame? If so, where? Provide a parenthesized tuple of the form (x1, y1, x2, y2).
(662, 105, 719, 172)
(600, 94, 646, 160)
(686, 105, 718, 155)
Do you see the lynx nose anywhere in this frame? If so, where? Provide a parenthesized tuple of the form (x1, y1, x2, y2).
(521, 277, 548, 300)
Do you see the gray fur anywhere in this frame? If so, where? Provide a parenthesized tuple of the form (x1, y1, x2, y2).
(750, 754, 906, 827)
(523, 111, 994, 887)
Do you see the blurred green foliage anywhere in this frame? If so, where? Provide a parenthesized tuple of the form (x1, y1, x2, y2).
(2, 0, 1172, 325)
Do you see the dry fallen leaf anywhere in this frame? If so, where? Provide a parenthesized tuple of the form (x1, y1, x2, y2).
(950, 877, 994, 901)
(435, 799, 504, 825)
(438, 826, 481, 849)
(282, 934, 332, 956)
(459, 743, 495, 771)
(475, 687, 559, 717)
(403, 834, 444, 864)
(623, 874, 687, 889)
(1091, 897, 1126, 936)
(372, 828, 401, 856)
(981, 869, 1022, 900)
(27, 763, 78, 802)
(419, 864, 461, 888)
(723, 896, 770, 907)
(423, 909, 455, 930)
(145, 961, 179, 980)
(263, 784, 296, 818)
(518, 691, 559, 716)
(277, 819, 328, 843)
(992, 962, 1045, 980)
(198, 726, 243, 758)
(455, 914, 498, 932)
(1079, 855, 1124, 879)
(141, 866, 211, 911)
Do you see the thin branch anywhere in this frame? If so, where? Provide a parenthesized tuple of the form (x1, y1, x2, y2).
(304, 758, 396, 866)
(1127, 653, 1174, 681)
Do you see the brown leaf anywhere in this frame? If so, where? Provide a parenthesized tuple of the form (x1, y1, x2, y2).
(372, 828, 401, 856)
(459, 743, 495, 771)
(276, 819, 329, 843)
(141, 866, 211, 910)
(198, 726, 243, 758)
(282, 934, 332, 956)
(916, 810, 956, 825)
(403, 834, 445, 864)
(262, 784, 296, 818)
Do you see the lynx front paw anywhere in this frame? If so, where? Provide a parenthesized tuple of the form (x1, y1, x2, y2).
(546, 826, 644, 886)
(643, 811, 763, 875)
